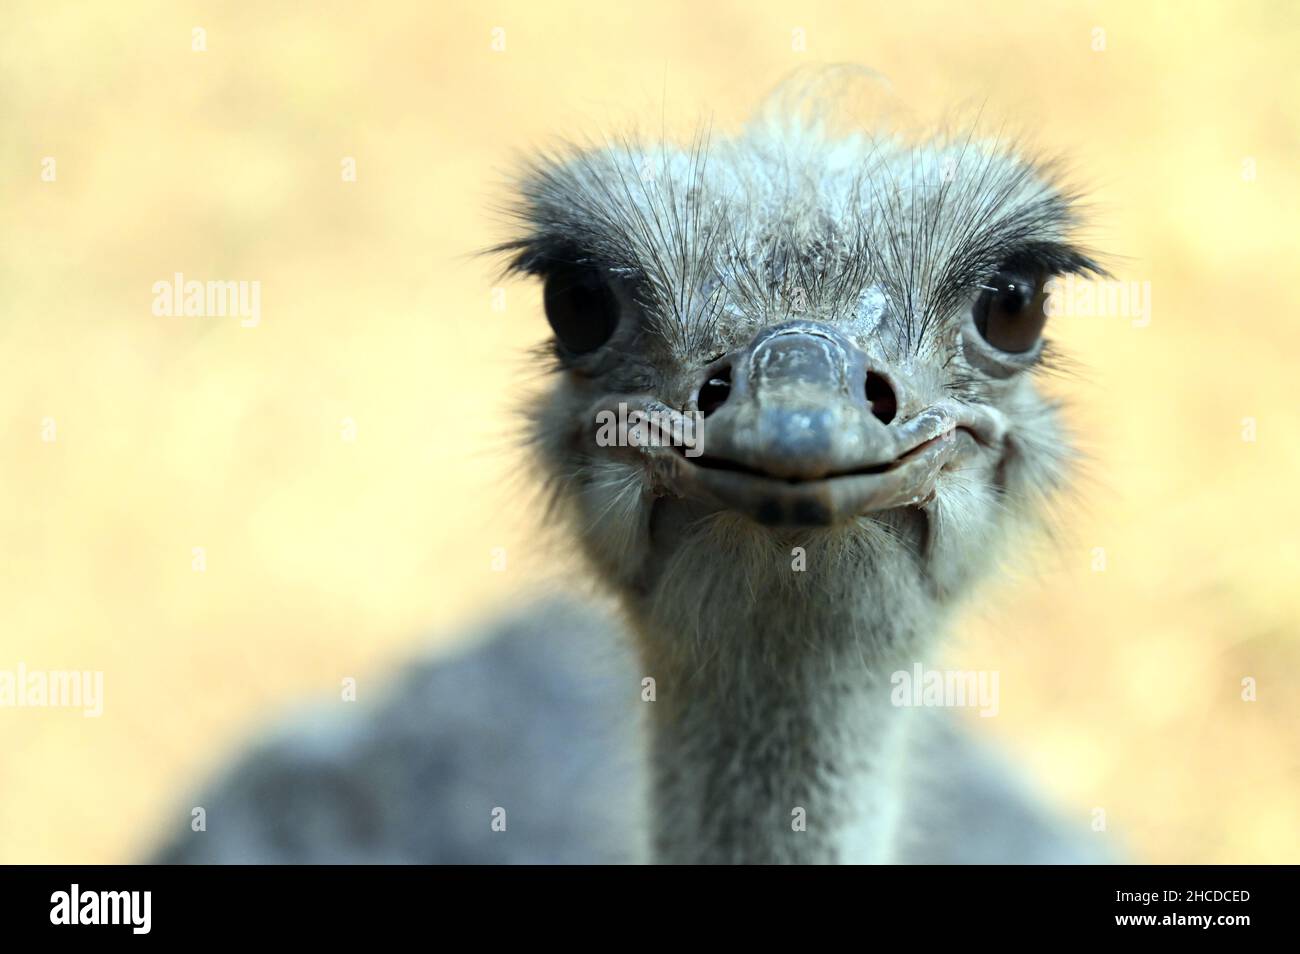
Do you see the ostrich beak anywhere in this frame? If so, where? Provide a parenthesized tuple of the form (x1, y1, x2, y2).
(649, 320, 1003, 527)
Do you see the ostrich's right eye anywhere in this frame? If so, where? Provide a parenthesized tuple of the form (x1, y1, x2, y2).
(543, 265, 620, 354)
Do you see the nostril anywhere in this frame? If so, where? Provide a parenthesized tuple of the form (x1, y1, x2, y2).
(697, 364, 732, 418)
(865, 371, 897, 425)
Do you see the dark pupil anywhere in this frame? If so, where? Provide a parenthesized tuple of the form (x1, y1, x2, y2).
(995, 279, 1031, 315)
(544, 267, 618, 354)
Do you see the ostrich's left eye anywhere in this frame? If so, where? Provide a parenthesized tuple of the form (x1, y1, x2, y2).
(543, 265, 620, 355)
(973, 271, 1049, 353)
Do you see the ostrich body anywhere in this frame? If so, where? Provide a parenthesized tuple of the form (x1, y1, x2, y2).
(153, 106, 1105, 865)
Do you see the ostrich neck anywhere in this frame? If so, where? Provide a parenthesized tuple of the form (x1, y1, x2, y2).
(632, 606, 934, 865)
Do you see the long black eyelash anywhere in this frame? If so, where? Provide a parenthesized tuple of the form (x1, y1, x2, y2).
(990, 241, 1109, 283)
(496, 238, 605, 278)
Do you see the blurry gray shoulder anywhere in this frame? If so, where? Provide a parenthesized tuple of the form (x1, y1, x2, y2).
(898, 709, 1112, 864)
(148, 597, 647, 864)
(148, 597, 1108, 864)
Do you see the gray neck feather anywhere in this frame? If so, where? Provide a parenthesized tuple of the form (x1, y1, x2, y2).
(630, 597, 935, 864)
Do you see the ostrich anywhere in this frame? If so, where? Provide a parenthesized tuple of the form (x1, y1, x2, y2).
(152, 97, 1108, 865)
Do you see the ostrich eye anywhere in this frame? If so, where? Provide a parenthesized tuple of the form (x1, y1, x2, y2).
(543, 265, 620, 354)
(973, 271, 1049, 354)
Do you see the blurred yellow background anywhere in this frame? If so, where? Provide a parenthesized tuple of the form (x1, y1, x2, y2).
(2, 0, 1297, 864)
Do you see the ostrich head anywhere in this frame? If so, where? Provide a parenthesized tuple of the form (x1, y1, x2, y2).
(498, 114, 1102, 674)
